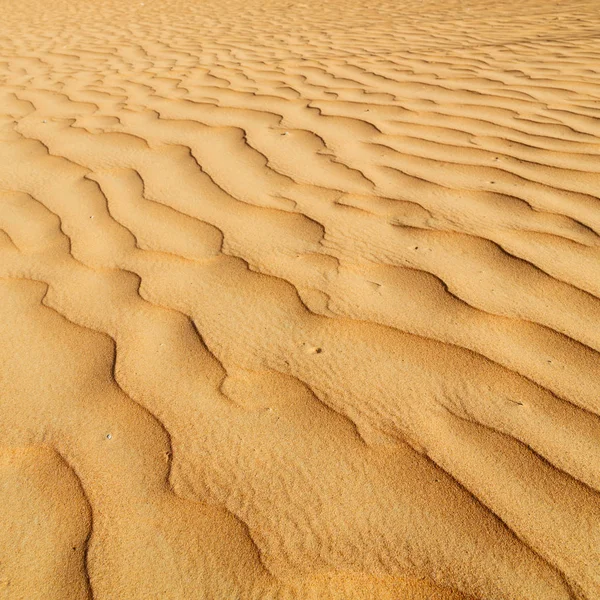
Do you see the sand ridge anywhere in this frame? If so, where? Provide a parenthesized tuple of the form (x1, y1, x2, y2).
(1, 0, 600, 598)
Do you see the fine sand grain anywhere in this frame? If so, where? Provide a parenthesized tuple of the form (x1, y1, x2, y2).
(1, 0, 600, 598)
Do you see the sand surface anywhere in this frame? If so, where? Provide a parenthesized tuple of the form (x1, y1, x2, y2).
(1, 0, 600, 598)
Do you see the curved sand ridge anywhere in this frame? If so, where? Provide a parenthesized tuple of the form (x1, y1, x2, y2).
(1, 0, 600, 598)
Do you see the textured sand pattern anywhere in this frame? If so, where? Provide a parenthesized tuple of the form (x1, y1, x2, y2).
(1, 0, 600, 598)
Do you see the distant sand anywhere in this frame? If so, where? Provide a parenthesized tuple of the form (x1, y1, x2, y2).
(1, 0, 599, 598)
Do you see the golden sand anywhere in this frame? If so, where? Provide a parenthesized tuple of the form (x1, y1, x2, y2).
(1, 0, 599, 598)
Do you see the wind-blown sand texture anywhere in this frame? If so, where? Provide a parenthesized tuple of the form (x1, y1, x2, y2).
(1, 0, 600, 598)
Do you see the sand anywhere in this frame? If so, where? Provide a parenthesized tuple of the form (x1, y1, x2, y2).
(0, 0, 599, 597)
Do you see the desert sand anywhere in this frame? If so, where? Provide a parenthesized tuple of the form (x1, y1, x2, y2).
(1, 0, 599, 597)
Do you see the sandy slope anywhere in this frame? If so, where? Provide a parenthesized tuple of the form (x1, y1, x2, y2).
(1, 0, 599, 597)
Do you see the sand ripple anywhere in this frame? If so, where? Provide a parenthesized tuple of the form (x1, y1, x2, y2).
(1, 0, 600, 598)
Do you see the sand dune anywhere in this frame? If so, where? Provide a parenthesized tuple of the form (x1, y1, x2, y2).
(1, 0, 600, 598)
